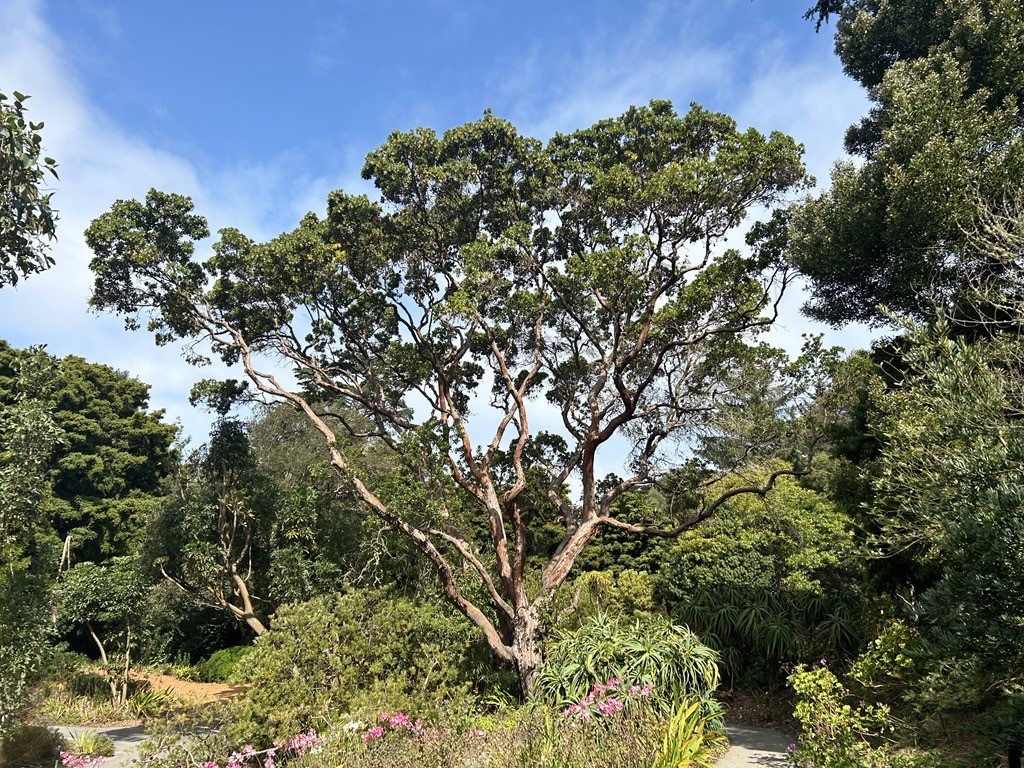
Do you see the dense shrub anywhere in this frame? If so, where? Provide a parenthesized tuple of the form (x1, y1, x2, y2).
(227, 588, 486, 743)
(787, 665, 933, 768)
(195, 645, 253, 683)
(549, 570, 656, 632)
(0, 724, 62, 768)
(657, 471, 863, 683)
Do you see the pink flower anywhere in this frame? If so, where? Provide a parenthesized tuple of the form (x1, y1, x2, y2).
(362, 725, 385, 744)
(596, 697, 624, 715)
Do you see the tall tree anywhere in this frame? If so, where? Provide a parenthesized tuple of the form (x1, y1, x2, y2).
(0, 90, 58, 286)
(792, 0, 1024, 325)
(85, 101, 817, 694)
(0, 343, 179, 561)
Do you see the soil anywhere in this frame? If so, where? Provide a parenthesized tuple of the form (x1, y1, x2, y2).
(717, 688, 798, 734)
(141, 672, 243, 703)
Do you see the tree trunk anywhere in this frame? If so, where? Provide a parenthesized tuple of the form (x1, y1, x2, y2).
(242, 612, 267, 636)
(511, 608, 543, 699)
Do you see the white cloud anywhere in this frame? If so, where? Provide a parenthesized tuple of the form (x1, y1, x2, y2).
(0, 0, 352, 444)
(0, 0, 880, 463)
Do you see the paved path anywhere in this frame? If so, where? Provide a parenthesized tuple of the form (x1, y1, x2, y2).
(58, 725, 146, 768)
(716, 723, 792, 767)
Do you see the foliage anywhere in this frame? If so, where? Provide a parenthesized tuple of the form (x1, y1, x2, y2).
(655, 699, 727, 768)
(0, 346, 63, 732)
(793, 0, 1024, 325)
(63, 732, 114, 758)
(134, 699, 233, 768)
(195, 645, 253, 683)
(0, 724, 62, 768)
(55, 557, 150, 706)
(126, 687, 174, 719)
(848, 621, 922, 703)
(787, 665, 930, 768)
(282, 703, 708, 768)
(538, 613, 720, 712)
(0, 90, 58, 287)
(150, 419, 275, 635)
(246, 403, 422, 597)
(550, 569, 656, 633)
(0, 341, 177, 563)
(147, 730, 322, 768)
(31, 659, 129, 726)
(47, 351, 177, 562)
(228, 589, 486, 744)
(656, 469, 863, 683)
(871, 324, 1024, 705)
(85, 100, 813, 692)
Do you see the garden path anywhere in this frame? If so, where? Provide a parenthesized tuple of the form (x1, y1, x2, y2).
(716, 723, 792, 767)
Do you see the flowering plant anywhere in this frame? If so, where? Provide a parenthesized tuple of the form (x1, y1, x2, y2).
(361, 711, 445, 746)
(193, 730, 323, 768)
(562, 678, 653, 721)
(59, 753, 105, 768)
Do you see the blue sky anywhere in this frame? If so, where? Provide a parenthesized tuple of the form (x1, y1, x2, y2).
(0, 0, 871, 447)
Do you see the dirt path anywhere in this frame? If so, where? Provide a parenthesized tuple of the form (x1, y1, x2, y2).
(716, 724, 792, 767)
(142, 672, 242, 702)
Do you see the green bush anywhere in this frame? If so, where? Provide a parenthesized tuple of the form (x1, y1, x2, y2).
(64, 731, 115, 758)
(787, 665, 933, 768)
(539, 613, 720, 712)
(195, 645, 253, 683)
(549, 570, 656, 632)
(0, 724, 62, 768)
(227, 588, 486, 744)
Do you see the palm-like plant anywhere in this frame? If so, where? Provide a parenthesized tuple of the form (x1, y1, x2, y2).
(539, 613, 720, 709)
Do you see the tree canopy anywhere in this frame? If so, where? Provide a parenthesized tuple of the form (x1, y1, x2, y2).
(0, 90, 58, 287)
(792, 0, 1024, 325)
(0, 343, 178, 562)
(85, 100, 817, 693)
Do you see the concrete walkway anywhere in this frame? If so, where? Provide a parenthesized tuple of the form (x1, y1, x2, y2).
(57, 725, 146, 768)
(716, 723, 792, 767)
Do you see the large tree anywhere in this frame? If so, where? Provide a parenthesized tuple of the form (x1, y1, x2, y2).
(0, 90, 58, 286)
(85, 101, 817, 693)
(793, 0, 1024, 325)
(0, 342, 179, 562)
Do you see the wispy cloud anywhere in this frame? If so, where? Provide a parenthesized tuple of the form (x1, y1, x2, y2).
(0, 0, 878, 455)
(0, 0, 335, 443)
